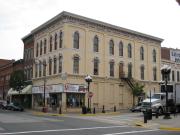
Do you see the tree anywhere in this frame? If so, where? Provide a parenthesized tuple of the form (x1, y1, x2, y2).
(132, 82, 144, 106)
(9, 70, 25, 93)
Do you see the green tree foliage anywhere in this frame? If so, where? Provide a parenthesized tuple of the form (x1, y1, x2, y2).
(132, 82, 144, 106)
(9, 70, 25, 92)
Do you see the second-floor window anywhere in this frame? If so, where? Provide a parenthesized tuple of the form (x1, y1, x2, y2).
(40, 40, 43, 55)
(39, 61, 42, 77)
(128, 63, 132, 78)
(93, 58, 99, 75)
(54, 33, 57, 50)
(49, 58, 52, 75)
(73, 31, 79, 49)
(59, 31, 63, 48)
(128, 43, 132, 58)
(110, 61, 114, 77)
(119, 41, 123, 56)
(53, 57, 57, 74)
(73, 56, 79, 74)
(35, 64, 38, 78)
(140, 46, 144, 60)
(59, 55, 63, 73)
(44, 38, 47, 54)
(172, 70, 175, 81)
(153, 67, 157, 81)
(177, 71, 179, 82)
(43, 61, 46, 76)
(153, 49, 156, 63)
(140, 65, 144, 80)
(93, 35, 99, 52)
(36, 43, 39, 57)
(50, 36, 53, 52)
(109, 40, 114, 55)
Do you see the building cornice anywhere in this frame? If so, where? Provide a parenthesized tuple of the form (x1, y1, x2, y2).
(31, 11, 163, 44)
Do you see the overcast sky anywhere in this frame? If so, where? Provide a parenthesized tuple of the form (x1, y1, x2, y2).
(0, 0, 180, 60)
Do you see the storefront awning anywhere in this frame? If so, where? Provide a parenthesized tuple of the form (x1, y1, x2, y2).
(8, 85, 32, 95)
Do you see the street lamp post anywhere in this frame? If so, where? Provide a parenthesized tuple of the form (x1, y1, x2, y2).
(161, 65, 171, 119)
(85, 75, 92, 113)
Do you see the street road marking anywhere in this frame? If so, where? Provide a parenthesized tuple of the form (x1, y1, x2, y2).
(103, 129, 159, 135)
(0, 125, 129, 135)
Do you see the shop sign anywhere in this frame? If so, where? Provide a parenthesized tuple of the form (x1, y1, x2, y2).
(170, 50, 180, 63)
(32, 84, 63, 94)
(65, 84, 86, 93)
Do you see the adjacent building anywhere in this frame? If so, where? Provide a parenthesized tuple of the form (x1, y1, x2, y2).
(23, 11, 163, 112)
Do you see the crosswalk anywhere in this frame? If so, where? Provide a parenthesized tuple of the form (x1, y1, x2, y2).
(67, 113, 143, 126)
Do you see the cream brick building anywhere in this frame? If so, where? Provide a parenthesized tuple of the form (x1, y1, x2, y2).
(29, 11, 163, 112)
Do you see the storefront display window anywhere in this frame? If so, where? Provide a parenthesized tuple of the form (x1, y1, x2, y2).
(67, 93, 85, 108)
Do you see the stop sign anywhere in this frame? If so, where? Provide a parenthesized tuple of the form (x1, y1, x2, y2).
(88, 92, 93, 98)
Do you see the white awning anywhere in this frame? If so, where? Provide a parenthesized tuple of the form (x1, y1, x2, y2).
(8, 88, 19, 95)
(7, 85, 32, 95)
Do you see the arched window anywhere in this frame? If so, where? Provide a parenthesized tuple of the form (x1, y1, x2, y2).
(153, 67, 157, 81)
(54, 33, 57, 50)
(109, 60, 114, 77)
(119, 41, 123, 56)
(49, 58, 52, 75)
(140, 65, 145, 80)
(128, 43, 132, 58)
(44, 38, 47, 54)
(153, 49, 156, 62)
(73, 31, 79, 49)
(59, 31, 63, 48)
(93, 35, 99, 52)
(40, 40, 43, 55)
(53, 56, 57, 74)
(140, 46, 144, 60)
(94, 58, 99, 75)
(109, 40, 114, 55)
(59, 54, 63, 73)
(73, 56, 79, 74)
(128, 63, 132, 78)
(36, 42, 39, 57)
(49, 35, 53, 52)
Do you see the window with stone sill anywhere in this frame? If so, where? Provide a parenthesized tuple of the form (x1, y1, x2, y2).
(110, 61, 114, 77)
(109, 40, 114, 55)
(73, 56, 79, 74)
(119, 41, 123, 57)
(93, 35, 99, 52)
(59, 31, 63, 48)
(73, 31, 79, 49)
(44, 38, 47, 54)
(54, 33, 57, 50)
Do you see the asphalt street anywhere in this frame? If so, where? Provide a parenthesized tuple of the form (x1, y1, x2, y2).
(0, 110, 179, 135)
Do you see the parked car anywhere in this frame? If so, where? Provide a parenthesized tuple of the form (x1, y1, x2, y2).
(5, 103, 24, 111)
(0, 100, 7, 109)
(130, 103, 142, 112)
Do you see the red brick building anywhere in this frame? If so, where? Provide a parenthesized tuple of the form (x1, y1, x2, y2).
(0, 59, 15, 100)
(22, 33, 34, 83)
(0, 59, 24, 100)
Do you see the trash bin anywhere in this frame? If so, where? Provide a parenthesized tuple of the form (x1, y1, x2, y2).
(82, 106, 87, 114)
(146, 108, 152, 120)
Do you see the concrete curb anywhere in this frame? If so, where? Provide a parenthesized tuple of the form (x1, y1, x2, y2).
(134, 121, 180, 131)
(159, 126, 180, 131)
(32, 111, 65, 117)
(79, 112, 120, 116)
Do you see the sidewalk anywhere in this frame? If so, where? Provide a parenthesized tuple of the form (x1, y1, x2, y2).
(135, 114, 180, 131)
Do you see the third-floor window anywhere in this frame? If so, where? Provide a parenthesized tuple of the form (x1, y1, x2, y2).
(128, 43, 132, 58)
(49, 36, 53, 52)
(93, 35, 99, 52)
(54, 33, 57, 50)
(140, 46, 144, 60)
(59, 31, 63, 48)
(109, 40, 114, 55)
(44, 38, 47, 54)
(119, 41, 123, 56)
(73, 31, 79, 49)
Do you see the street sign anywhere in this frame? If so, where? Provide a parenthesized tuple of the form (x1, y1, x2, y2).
(88, 92, 93, 98)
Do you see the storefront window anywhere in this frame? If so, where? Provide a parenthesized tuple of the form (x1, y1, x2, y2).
(66, 93, 85, 108)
